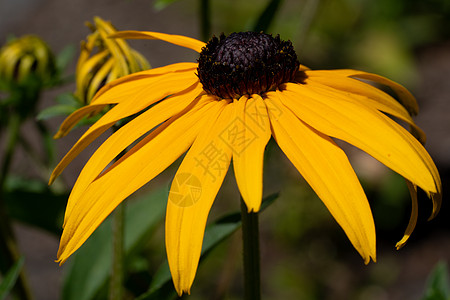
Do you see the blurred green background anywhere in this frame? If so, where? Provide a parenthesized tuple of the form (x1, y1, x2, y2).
(1, 0, 449, 299)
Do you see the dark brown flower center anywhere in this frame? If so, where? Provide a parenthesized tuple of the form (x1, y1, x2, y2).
(197, 32, 300, 99)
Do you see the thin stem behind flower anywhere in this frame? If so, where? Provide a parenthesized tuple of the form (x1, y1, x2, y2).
(0, 114, 33, 300)
(109, 203, 125, 300)
(240, 198, 261, 300)
(108, 126, 128, 300)
(199, 0, 211, 41)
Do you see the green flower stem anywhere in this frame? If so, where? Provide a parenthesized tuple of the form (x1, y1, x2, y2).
(35, 119, 55, 166)
(109, 202, 125, 300)
(0, 114, 32, 300)
(199, 0, 211, 42)
(0, 114, 20, 192)
(240, 198, 261, 300)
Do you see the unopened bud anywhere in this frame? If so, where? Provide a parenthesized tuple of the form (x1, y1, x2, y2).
(75, 16, 150, 104)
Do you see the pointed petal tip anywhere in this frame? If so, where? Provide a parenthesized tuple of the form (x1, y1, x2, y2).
(174, 283, 191, 297)
(244, 201, 261, 213)
(395, 238, 408, 250)
(49, 167, 62, 185)
(396, 190, 441, 249)
(428, 192, 442, 221)
(54, 258, 65, 266)
(53, 131, 64, 139)
(363, 252, 377, 265)
(181, 289, 191, 297)
(247, 206, 261, 213)
(54, 126, 73, 139)
(109, 31, 205, 53)
(55, 253, 67, 266)
(48, 173, 57, 185)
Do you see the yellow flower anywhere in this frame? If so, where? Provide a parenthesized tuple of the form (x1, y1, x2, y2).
(75, 17, 150, 105)
(0, 35, 55, 83)
(50, 31, 442, 295)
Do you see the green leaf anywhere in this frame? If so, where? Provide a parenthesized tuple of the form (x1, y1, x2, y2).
(153, 0, 181, 11)
(137, 193, 279, 300)
(34, 119, 57, 165)
(0, 257, 24, 300)
(422, 261, 450, 300)
(252, 0, 284, 33)
(56, 45, 76, 73)
(37, 93, 81, 121)
(36, 104, 79, 120)
(55, 92, 80, 106)
(62, 187, 168, 300)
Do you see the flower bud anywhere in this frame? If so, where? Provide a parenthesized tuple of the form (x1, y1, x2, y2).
(0, 35, 56, 84)
(75, 17, 150, 104)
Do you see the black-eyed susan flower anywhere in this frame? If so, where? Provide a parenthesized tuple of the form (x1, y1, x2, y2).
(75, 17, 150, 105)
(50, 30, 442, 295)
(0, 35, 55, 84)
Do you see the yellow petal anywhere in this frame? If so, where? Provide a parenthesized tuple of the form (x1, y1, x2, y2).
(232, 95, 271, 212)
(130, 48, 151, 70)
(299, 65, 310, 71)
(307, 69, 419, 115)
(281, 83, 441, 197)
(395, 178, 441, 248)
(110, 31, 206, 53)
(91, 63, 197, 104)
(0, 45, 20, 79)
(395, 180, 418, 249)
(305, 74, 426, 143)
(108, 63, 122, 83)
(76, 49, 110, 101)
(56, 64, 197, 139)
(57, 95, 221, 264)
(50, 72, 199, 184)
(166, 100, 234, 295)
(95, 17, 130, 74)
(267, 92, 376, 263)
(17, 54, 35, 82)
(62, 84, 204, 225)
(53, 104, 108, 139)
(93, 68, 198, 109)
(76, 32, 101, 76)
(86, 57, 115, 103)
(113, 38, 146, 74)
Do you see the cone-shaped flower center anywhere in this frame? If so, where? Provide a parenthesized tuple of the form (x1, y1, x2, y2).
(197, 32, 300, 99)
